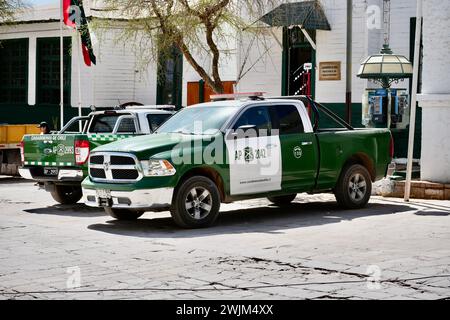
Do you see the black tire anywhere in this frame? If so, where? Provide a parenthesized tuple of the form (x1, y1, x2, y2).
(104, 208, 144, 221)
(50, 185, 82, 204)
(170, 176, 221, 229)
(334, 164, 372, 209)
(267, 194, 297, 206)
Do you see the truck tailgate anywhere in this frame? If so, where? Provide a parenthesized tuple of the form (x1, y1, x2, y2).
(22, 134, 82, 166)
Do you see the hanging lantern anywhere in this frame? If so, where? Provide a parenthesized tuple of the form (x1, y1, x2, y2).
(358, 44, 413, 88)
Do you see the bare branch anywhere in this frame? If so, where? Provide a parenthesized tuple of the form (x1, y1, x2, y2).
(0, 0, 26, 22)
(92, 0, 282, 95)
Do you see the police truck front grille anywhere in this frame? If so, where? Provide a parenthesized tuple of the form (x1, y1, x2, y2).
(90, 168, 106, 179)
(111, 169, 139, 180)
(89, 153, 142, 183)
(90, 156, 104, 165)
(111, 156, 136, 165)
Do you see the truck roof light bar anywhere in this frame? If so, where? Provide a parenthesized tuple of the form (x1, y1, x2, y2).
(125, 105, 176, 111)
(210, 92, 266, 101)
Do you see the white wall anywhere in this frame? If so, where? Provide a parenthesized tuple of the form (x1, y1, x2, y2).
(418, 0, 450, 183)
(79, 27, 157, 107)
(315, 0, 347, 103)
(235, 28, 283, 97)
(231, 0, 284, 96)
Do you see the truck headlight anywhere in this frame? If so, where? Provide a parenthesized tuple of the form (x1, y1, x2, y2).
(141, 160, 176, 177)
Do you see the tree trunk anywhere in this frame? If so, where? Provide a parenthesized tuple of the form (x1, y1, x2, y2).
(177, 41, 225, 95)
(210, 81, 225, 94)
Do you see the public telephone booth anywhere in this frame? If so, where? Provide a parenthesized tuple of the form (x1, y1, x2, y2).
(362, 88, 410, 130)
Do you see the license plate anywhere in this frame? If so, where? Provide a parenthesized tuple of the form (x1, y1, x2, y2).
(96, 189, 112, 199)
(44, 167, 58, 176)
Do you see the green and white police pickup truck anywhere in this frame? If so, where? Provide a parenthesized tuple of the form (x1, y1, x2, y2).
(19, 105, 174, 205)
(82, 95, 393, 228)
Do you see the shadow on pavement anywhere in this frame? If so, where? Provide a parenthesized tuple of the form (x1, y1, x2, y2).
(381, 198, 450, 212)
(0, 177, 32, 185)
(415, 210, 450, 217)
(24, 204, 106, 217)
(88, 200, 416, 238)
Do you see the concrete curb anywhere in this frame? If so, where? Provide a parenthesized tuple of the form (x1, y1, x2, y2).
(383, 180, 450, 201)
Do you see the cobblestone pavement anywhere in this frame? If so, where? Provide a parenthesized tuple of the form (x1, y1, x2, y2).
(0, 177, 449, 300)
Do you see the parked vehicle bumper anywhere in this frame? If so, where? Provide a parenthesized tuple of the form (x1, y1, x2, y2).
(18, 167, 33, 180)
(19, 167, 84, 182)
(82, 186, 174, 210)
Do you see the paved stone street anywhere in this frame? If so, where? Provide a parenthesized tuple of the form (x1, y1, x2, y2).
(0, 177, 449, 300)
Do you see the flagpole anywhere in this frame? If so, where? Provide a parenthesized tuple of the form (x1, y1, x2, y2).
(76, 30, 83, 132)
(404, 0, 423, 202)
(60, 0, 64, 130)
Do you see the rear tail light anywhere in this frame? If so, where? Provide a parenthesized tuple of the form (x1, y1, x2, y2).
(389, 134, 395, 159)
(20, 141, 25, 164)
(75, 140, 90, 165)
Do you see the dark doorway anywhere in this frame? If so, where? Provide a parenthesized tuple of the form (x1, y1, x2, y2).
(157, 47, 183, 109)
(282, 27, 315, 98)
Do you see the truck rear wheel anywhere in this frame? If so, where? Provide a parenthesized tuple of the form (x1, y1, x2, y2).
(171, 176, 221, 229)
(267, 194, 297, 206)
(104, 208, 144, 220)
(50, 185, 83, 205)
(334, 164, 372, 209)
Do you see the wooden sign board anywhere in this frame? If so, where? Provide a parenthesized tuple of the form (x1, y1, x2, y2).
(319, 61, 342, 81)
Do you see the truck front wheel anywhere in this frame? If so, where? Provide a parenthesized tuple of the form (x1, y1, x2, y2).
(104, 208, 144, 221)
(334, 164, 372, 209)
(50, 185, 83, 205)
(267, 194, 297, 206)
(171, 176, 221, 228)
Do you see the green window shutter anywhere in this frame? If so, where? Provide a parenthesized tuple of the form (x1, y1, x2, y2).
(0, 38, 29, 105)
(36, 37, 72, 106)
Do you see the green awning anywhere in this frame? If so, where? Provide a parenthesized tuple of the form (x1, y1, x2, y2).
(259, 1, 331, 31)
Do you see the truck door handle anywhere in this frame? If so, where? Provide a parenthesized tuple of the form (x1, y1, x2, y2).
(302, 142, 313, 146)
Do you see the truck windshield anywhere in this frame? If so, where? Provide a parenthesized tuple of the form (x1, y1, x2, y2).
(156, 107, 237, 135)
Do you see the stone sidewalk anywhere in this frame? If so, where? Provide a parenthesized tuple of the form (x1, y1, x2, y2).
(0, 178, 449, 300)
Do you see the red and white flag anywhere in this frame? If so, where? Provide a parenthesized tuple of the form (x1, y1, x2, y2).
(63, 0, 76, 28)
(62, 0, 97, 66)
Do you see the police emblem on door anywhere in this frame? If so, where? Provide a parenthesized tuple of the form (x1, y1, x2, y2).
(293, 147, 303, 159)
(244, 147, 254, 163)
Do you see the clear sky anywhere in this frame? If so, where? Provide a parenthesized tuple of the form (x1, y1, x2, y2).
(28, 0, 59, 6)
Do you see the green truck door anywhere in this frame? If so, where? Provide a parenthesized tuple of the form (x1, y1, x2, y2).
(272, 105, 318, 192)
